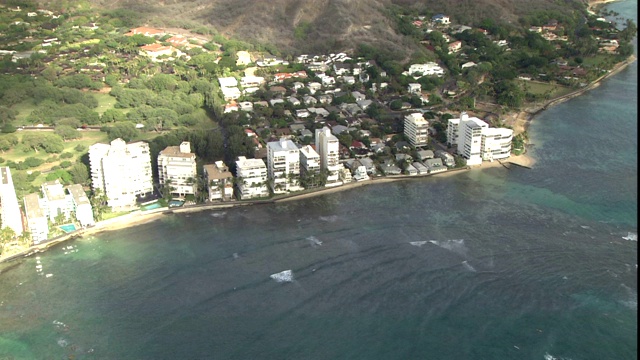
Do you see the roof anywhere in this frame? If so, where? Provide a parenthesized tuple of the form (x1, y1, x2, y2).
(159, 145, 195, 158)
(66, 184, 90, 206)
(24, 193, 45, 219)
(42, 180, 66, 201)
(204, 163, 233, 180)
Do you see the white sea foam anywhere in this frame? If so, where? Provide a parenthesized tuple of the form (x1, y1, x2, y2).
(57, 338, 69, 347)
(462, 260, 476, 272)
(544, 353, 573, 360)
(270, 270, 293, 283)
(621, 232, 637, 241)
(307, 236, 323, 246)
(232, 252, 240, 259)
(409, 241, 428, 247)
(319, 215, 338, 222)
(210, 212, 227, 218)
(429, 239, 468, 255)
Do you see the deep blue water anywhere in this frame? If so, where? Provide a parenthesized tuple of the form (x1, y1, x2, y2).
(0, 2, 636, 359)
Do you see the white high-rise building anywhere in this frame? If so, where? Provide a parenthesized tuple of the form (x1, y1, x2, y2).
(23, 193, 47, 244)
(0, 167, 23, 236)
(267, 139, 302, 194)
(315, 127, 342, 187)
(404, 113, 429, 147)
(447, 112, 513, 165)
(299, 145, 322, 188)
(41, 179, 72, 222)
(66, 184, 95, 228)
(447, 112, 487, 165)
(481, 128, 513, 161)
(89, 138, 153, 209)
(158, 141, 197, 198)
(235, 156, 269, 200)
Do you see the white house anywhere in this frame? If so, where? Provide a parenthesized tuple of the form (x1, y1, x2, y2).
(432, 14, 450, 25)
(403, 62, 445, 78)
(408, 83, 422, 95)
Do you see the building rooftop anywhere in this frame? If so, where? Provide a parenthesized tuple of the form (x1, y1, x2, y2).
(42, 180, 66, 201)
(204, 163, 233, 180)
(66, 184, 90, 206)
(24, 193, 45, 218)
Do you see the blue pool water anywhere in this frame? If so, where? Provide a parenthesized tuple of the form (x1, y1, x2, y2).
(169, 200, 184, 207)
(58, 224, 76, 233)
(141, 202, 163, 211)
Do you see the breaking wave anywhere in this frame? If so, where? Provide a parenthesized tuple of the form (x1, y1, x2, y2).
(270, 270, 293, 283)
(319, 215, 339, 222)
(429, 239, 468, 256)
(621, 232, 637, 241)
(409, 241, 428, 247)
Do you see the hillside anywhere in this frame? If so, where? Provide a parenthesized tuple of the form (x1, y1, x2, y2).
(31, 0, 587, 54)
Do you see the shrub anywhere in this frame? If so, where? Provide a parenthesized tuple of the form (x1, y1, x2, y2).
(60, 161, 72, 169)
(60, 152, 73, 159)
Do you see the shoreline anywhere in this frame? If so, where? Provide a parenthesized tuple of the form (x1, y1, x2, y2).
(0, 30, 635, 268)
(508, 53, 637, 136)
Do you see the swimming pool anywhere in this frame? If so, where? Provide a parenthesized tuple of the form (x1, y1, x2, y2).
(168, 200, 184, 208)
(141, 202, 163, 211)
(59, 224, 77, 233)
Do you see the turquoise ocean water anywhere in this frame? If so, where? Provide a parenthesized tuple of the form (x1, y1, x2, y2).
(0, 2, 636, 359)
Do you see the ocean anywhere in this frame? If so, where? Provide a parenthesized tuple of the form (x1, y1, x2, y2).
(0, 2, 637, 359)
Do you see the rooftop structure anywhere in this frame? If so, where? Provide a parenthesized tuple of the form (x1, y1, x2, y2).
(158, 142, 197, 198)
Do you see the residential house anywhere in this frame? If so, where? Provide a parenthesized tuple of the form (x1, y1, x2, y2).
(412, 162, 429, 174)
(166, 35, 189, 47)
(432, 14, 450, 25)
(126, 27, 165, 37)
(448, 41, 462, 53)
(288, 96, 301, 106)
(425, 158, 447, 173)
(435, 150, 455, 167)
(307, 82, 322, 94)
(357, 99, 372, 110)
(316, 94, 333, 105)
(303, 95, 318, 105)
(240, 76, 264, 88)
(403, 62, 445, 78)
(236, 51, 252, 66)
(351, 91, 366, 101)
(408, 83, 421, 95)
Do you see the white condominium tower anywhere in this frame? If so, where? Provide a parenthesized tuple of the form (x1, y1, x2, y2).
(235, 156, 269, 200)
(89, 138, 153, 209)
(404, 113, 429, 147)
(481, 128, 513, 161)
(266, 139, 302, 194)
(447, 112, 513, 165)
(0, 167, 23, 236)
(158, 141, 197, 198)
(315, 127, 341, 187)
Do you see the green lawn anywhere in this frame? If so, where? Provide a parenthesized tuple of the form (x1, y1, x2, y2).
(94, 92, 119, 115)
(11, 100, 37, 125)
(519, 80, 573, 97)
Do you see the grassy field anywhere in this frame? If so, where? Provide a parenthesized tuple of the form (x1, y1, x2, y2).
(0, 130, 109, 172)
(94, 92, 119, 115)
(519, 80, 574, 97)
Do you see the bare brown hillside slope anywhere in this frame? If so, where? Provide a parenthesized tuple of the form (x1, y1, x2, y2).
(33, 0, 587, 53)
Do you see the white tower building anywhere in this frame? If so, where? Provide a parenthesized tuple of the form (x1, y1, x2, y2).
(89, 138, 153, 209)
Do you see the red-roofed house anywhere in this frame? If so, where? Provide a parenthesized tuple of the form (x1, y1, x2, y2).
(448, 41, 462, 54)
(126, 27, 165, 37)
(140, 43, 179, 61)
(273, 71, 308, 82)
(166, 35, 189, 47)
